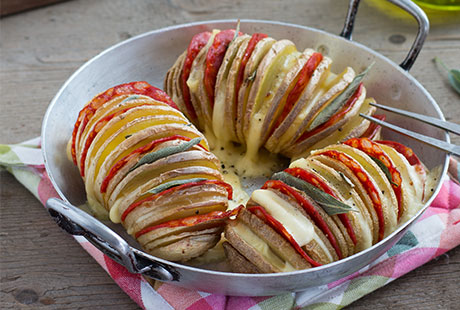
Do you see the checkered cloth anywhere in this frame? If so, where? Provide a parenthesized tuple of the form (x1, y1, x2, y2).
(1, 137, 459, 309)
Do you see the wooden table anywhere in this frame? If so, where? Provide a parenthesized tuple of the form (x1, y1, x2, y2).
(1, 0, 459, 309)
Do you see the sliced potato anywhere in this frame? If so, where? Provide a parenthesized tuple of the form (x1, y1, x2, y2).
(235, 37, 276, 143)
(212, 35, 250, 142)
(241, 40, 297, 147)
(284, 85, 366, 158)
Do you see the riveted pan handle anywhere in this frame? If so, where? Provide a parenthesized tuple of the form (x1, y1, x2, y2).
(46, 198, 178, 282)
(340, 0, 429, 71)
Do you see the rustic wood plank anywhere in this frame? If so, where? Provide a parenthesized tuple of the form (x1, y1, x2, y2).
(0, 171, 139, 309)
(0, 0, 69, 17)
(1, 0, 459, 309)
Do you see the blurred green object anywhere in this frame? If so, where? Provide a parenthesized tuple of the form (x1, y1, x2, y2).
(365, 0, 460, 24)
(413, 0, 460, 11)
(434, 57, 460, 94)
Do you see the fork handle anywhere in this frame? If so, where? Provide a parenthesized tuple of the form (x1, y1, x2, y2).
(340, 0, 429, 71)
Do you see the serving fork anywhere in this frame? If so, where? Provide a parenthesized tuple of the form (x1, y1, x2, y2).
(360, 102, 460, 157)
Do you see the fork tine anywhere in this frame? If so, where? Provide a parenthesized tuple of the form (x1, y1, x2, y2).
(369, 102, 460, 135)
(360, 114, 460, 156)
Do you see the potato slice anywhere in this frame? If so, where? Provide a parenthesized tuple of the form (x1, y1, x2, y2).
(107, 150, 220, 213)
(187, 30, 218, 131)
(264, 56, 332, 153)
(145, 227, 223, 250)
(259, 49, 316, 146)
(144, 231, 222, 262)
(284, 85, 366, 158)
(245, 48, 308, 158)
(100, 139, 210, 203)
(235, 37, 276, 143)
(165, 51, 188, 118)
(225, 209, 306, 272)
(301, 98, 376, 157)
(222, 241, 262, 273)
(377, 143, 424, 223)
(110, 165, 223, 223)
(93, 123, 206, 204)
(291, 157, 375, 249)
(83, 112, 188, 207)
(322, 144, 398, 238)
(125, 184, 228, 234)
(219, 38, 257, 143)
(242, 40, 298, 148)
(212, 35, 250, 142)
(267, 66, 354, 154)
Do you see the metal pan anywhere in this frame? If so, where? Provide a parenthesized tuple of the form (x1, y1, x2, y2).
(41, 0, 449, 296)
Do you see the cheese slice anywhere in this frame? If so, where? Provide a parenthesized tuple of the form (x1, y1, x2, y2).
(251, 189, 333, 262)
(290, 158, 373, 250)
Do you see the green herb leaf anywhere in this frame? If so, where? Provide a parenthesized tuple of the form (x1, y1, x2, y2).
(271, 171, 353, 215)
(307, 62, 374, 131)
(369, 155, 398, 187)
(247, 70, 257, 82)
(121, 95, 141, 103)
(338, 171, 355, 188)
(231, 19, 241, 43)
(147, 178, 208, 194)
(129, 137, 202, 172)
(434, 57, 460, 94)
(448, 69, 460, 94)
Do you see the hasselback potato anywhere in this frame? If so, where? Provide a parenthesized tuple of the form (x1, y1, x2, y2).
(223, 138, 429, 273)
(165, 28, 381, 159)
(68, 81, 235, 262)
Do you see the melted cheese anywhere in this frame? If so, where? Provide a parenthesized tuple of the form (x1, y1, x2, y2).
(233, 222, 296, 272)
(290, 158, 373, 250)
(251, 189, 333, 261)
(86, 196, 109, 220)
(206, 133, 287, 181)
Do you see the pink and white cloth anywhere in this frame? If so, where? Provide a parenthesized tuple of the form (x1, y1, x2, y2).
(1, 137, 459, 310)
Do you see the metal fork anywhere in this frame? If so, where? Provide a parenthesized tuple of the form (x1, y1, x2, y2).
(360, 102, 460, 156)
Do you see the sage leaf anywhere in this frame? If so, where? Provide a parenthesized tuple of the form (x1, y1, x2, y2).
(434, 57, 460, 94)
(338, 171, 355, 188)
(247, 70, 257, 82)
(369, 155, 398, 187)
(121, 95, 141, 103)
(147, 178, 208, 194)
(307, 62, 374, 131)
(271, 171, 353, 215)
(231, 19, 241, 43)
(129, 137, 202, 172)
(448, 69, 460, 94)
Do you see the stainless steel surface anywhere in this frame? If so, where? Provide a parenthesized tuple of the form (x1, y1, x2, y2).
(46, 198, 177, 282)
(361, 114, 460, 156)
(341, 0, 429, 71)
(370, 102, 460, 135)
(40, 3, 449, 296)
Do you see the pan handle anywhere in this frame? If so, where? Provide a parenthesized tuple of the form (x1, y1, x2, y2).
(340, 0, 429, 71)
(45, 198, 178, 282)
